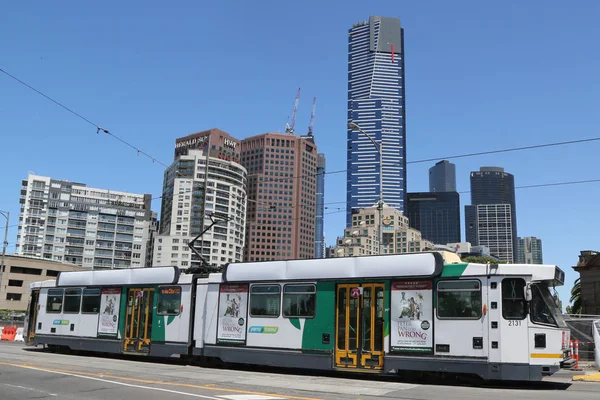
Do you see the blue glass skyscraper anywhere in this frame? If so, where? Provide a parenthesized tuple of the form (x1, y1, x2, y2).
(346, 16, 406, 227)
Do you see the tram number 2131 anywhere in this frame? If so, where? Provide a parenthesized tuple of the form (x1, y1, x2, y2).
(508, 320, 523, 327)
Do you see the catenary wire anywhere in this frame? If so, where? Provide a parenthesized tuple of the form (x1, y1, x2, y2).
(3, 68, 600, 182)
(0, 67, 168, 168)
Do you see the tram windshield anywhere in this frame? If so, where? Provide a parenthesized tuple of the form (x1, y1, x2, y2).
(530, 283, 567, 328)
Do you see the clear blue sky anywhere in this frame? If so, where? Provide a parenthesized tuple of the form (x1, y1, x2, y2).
(1, 1, 599, 308)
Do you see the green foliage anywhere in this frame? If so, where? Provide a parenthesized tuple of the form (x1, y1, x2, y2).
(568, 277, 582, 315)
(461, 256, 508, 264)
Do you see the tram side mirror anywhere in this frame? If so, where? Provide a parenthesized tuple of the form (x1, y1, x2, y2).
(524, 285, 533, 302)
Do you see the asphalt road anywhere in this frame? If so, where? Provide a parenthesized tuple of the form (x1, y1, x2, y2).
(0, 341, 598, 399)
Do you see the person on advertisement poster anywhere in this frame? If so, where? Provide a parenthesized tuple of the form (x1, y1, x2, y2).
(98, 289, 121, 336)
(391, 281, 433, 352)
(217, 285, 248, 343)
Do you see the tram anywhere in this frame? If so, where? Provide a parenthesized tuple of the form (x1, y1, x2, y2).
(25, 251, 570, 381)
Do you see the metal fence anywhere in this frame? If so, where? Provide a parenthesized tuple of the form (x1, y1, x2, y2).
(564, 314, 599, 362)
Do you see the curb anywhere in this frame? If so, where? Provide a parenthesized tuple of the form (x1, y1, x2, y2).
(573, 373, 600, 382)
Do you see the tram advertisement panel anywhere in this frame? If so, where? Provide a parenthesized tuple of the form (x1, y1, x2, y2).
(390, 281, 433, 353)
(217, 284, 248, 344)
(98, 288, 121, 337)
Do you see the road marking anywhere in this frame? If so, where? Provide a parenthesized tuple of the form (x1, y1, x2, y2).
(0, 362, 321, 400)
(219, 396, 284, 400)
(2, 383, 57, 396)
(2, 364, 221, 399)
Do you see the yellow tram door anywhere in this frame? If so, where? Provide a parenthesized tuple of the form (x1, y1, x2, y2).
(335, 283, 385, 370)
(26, 290, 40, 344)
(123, 288, 154, 354)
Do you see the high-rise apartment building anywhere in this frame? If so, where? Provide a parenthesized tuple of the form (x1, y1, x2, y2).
(240, 133, 318, 262)
(335, 204, 433, 257)
(517, 236, 543, 264)
(465, 167, 518, 261)
(347, 16, 406, 226)
(16, 174, 153, 269)
(153, 129, 247, 269)
(406, 192, 460, 244)
(429, 160, 456, 192)
(315, 153, 326, 258)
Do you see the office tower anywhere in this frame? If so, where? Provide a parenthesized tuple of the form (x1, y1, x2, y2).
(517, 236, 543, 264)
(153, 129, 247, 269)
(465, 204, 514, 262)
(240, 133, 318, 262)
(346, 16, 406, 226)
(406, 192, 460, 244)
(465, 167, 518, 261)
(315, 153, 326, 258)
(16, 173, 153, 269)
(429, 160, 456, 192)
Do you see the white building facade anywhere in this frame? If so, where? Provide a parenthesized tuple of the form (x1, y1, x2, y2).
(333, 204, 433, 257)
(16, 174, 154, 269)
(153, 129, 247, 269)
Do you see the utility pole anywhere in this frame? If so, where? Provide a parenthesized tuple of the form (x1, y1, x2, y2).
(348, 123, 383, 255)
(0, 210, 9, 293)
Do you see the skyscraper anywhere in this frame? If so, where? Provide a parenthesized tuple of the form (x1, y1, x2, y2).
(346, 16, 406, 226)
(16, 173, 153, 269)
(240, 133, 318, 261)
(315, 153, 326, 258)
(465, 167, 518, 262)
(518, 237, 543, 264)
(429, 160, 456, 192)
(153, 129, 247, 269)
(406, 192, 461, 245)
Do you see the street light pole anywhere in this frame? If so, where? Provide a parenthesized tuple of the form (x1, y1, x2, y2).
(348, 122, 383, 255)
(0, 210, 9, 293)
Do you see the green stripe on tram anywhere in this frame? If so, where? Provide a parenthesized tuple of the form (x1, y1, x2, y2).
(440, 263, 469, 277)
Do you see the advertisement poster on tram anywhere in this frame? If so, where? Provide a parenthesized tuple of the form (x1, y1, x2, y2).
(390, 281, 433, 353)
(98, 288, 121, 337)
(217, 284, 248, 344)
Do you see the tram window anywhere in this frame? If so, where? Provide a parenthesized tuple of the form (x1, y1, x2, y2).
(46, 289, 64, 313)
(157, 286, 181, 316)
(63, 288, 82, 313)
(283, 284, 316, 318)
(502, 278, 527, 320)
(250, 285, 281, 317)
(437, 280, 482, 319)
(81, 289, 101, 313)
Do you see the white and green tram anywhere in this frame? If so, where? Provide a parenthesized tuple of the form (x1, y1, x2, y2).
(25, 252, 570, 381)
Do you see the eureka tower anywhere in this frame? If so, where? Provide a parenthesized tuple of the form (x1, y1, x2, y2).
(346, 16, 406, 226)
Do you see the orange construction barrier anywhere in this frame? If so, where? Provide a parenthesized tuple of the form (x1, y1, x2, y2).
(1, 326, 16, 341)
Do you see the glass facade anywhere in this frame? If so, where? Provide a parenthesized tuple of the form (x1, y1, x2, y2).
(346, 16, 406, 227)
(465, 167, 518, 261)
(406, 192, 460, 245)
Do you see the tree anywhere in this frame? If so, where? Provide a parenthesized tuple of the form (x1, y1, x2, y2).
(461, 255, 508, 264)
(568, 277, 582, 315)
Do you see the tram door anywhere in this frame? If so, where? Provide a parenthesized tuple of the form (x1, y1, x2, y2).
(335, 283, 385, 370)
(123, 288, 154, 354)
(26, 290, 40, 344)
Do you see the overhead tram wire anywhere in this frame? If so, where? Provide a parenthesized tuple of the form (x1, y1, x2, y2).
(4, 68, 600, 187)
(0, 67, 168, 168)
(253, 137, 600, 183)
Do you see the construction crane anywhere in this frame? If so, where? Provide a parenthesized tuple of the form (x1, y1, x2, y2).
(307, 97, 316, 137)
(285, 88, 301, 134)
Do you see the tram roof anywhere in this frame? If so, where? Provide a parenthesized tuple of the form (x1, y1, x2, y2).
(54, 266, 181, 287)
(223, 252, 445, 283)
